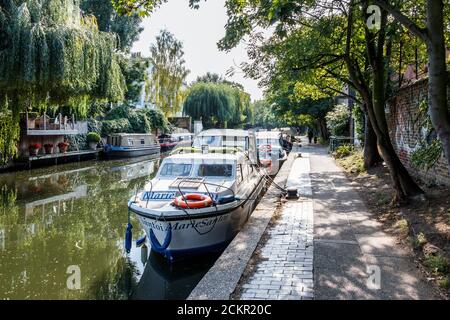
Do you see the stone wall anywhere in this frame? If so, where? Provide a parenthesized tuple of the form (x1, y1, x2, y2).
(386, 77, 450, 186)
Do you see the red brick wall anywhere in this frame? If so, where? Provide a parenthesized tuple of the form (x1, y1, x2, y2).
(386, 78, 450, 186)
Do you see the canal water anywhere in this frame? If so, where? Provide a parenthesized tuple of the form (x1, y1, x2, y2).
(0, 156, 220, 299)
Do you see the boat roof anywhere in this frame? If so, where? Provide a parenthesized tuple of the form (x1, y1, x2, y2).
(165, 152, 244, 162)
(196, 129, 248, 138)
(256, 131, 282, 139)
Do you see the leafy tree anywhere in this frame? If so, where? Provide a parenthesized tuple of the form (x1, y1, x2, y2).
(146, 30, 190, 117)
(81, 0, 143, 52)
(123, 57, 149, 105)
(0, 0, 125, 163)
(183, 82, 236, 129)
(191, 72, 253, 127)
(326, 105, 351, 137)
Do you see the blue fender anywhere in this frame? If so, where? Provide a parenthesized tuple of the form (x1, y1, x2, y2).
(124, 223, 133, 253)
(149, 223, 172, 253)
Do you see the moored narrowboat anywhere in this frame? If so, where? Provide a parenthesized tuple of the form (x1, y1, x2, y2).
(104, 133, 160, 159)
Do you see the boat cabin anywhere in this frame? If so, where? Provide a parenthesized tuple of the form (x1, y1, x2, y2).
(107, 133, 158, 148)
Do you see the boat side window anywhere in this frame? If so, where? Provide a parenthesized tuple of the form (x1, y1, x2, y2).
(159, 163, 192, 177)
(140, 139, 145, 145)
(197, 164, 233, 177)
(128, 138, 134, 146)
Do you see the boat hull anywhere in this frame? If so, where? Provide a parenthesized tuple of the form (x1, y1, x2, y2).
(104, 146, 161, 159)
(130, 177, 265, 260)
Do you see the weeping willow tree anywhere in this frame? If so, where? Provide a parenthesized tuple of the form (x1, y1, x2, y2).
(0, 0, 126, 163)
(183, 82, 240, 129)
(146, 29, 189, 117)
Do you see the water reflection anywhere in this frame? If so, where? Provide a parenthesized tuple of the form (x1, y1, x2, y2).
(0, 157, 219, 299)
(133, 250, 221, 300)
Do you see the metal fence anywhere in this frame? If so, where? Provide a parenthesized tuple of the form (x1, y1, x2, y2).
(328, 136, 355, 153)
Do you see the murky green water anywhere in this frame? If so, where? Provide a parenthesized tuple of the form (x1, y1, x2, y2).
(0, 157, 219, 300)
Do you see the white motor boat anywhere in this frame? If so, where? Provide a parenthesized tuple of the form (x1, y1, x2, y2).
(256, 131, 288, 175)
(128, 129, 264, 260)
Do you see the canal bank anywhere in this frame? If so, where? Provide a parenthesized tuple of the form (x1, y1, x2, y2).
(188, 146, 299, 300)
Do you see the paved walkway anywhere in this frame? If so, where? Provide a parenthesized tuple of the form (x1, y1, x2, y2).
(308, 144, 438, 299)
(238, 143, 438, 300)
(239, 153, 315, 300)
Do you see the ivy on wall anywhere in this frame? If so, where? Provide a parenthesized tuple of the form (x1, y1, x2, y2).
(411, 99, 444, 171)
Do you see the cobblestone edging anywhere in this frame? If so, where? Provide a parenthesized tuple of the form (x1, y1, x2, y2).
(238, 155, 314, 300)
(188, 151, 298, 300)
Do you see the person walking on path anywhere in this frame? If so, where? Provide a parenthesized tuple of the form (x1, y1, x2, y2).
(307, 129, 314, 144)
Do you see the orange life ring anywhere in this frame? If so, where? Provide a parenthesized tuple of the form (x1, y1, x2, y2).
(172, 193, 214, 209)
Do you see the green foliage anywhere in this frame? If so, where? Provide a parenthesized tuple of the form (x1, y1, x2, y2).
(101, 105, 169, 136)
(333, 144, 354, 159)
(123, 57, 148, 104)
(253, 99, 285, 128)
(141, 108, 170, 132)
(326, 104, 350, 137)
(146, 30, 189, 117)
(0, 0, 126, 162)
(0, 110, 20, 164)
(86, 132, 101, 143)
(424, 254, 449, 275)
(81, 0, 143, 52)
(411, 139, 443, 171)
(183, 80, 251, 129)
(353, 106, 365, 144)
(335, 149, 365, 174)
(101, 118, 132, 136)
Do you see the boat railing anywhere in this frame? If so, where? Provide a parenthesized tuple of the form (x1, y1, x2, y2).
(169, 146, 243, 156)
(175, 178, 236, 210)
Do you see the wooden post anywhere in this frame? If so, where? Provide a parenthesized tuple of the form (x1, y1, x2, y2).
(43, 111, 46, 131)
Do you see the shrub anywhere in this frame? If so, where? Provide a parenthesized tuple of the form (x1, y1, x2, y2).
(334, 144, 354, 158)
(57, 141, 69, 148)
(326, 104, 350, 136)
(336, 150, 366, 174)
(43, 143, 54, 148)
(101, 118, 132, 136)
(86, 132, 101, 143)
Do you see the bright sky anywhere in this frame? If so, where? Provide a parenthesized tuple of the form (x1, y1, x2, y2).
(131, 0, 264, 101)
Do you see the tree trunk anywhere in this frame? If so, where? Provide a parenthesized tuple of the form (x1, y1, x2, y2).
(369, 46, 424, 203)
(363, 113, 382, 168)
(353, 1, 424, 203)
(426, 0, 450, 173)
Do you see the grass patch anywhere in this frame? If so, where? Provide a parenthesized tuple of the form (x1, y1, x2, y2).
(375, 192, 391, 206)
(424, 254, 449, 275)
(336, 150, 366, 175)
(438, 276, 450, 290)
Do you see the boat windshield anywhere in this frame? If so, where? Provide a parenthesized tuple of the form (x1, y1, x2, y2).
(193, 136, 247, 149)
(159, 163, 192, 177)
(257, 138, 281, 146)
(197, 164, 233, 177)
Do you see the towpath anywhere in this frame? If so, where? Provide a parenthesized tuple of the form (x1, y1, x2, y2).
(237, 143, 438, 300)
